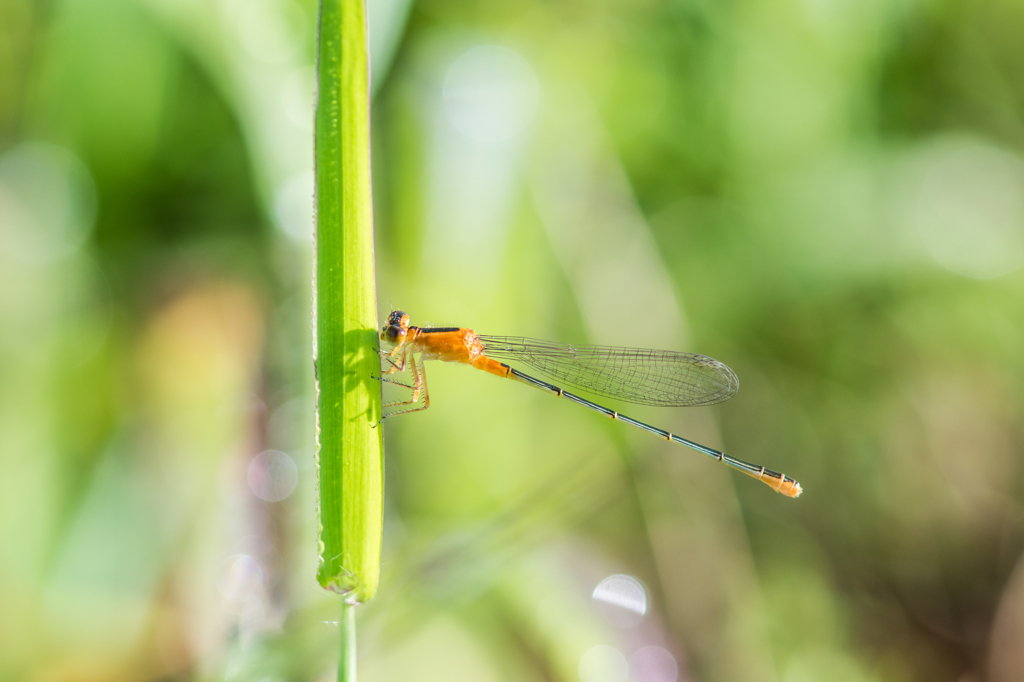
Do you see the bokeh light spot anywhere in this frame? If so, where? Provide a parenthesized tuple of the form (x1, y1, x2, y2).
(443, 45, 539, 142)
(216, 554, 264, 602)
(579, 644, 629, 682)
(274, 172, 314, 242)
(593, 574, 647, 628)
(248, 450, 299, 502)
(916, 140, 1024, 279)
(629, 646, 678, 682)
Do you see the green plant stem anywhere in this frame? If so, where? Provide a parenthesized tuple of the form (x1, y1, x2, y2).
(314, 0, 383, 606)
(339, 602, 357, 682)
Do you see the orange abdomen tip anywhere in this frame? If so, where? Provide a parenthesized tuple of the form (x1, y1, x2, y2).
(779, 479, 802, 498)
(760, 472, 803, 498)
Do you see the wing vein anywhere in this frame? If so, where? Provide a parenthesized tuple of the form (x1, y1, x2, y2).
(478, 335, 738, 407)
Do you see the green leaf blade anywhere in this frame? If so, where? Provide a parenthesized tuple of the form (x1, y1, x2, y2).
(314, 0, 383, 605)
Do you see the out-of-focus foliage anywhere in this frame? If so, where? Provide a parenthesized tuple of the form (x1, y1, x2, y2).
(2, 0, 1024, 681)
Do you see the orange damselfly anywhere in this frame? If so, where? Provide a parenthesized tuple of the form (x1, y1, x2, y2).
(376, 310, 801, 498)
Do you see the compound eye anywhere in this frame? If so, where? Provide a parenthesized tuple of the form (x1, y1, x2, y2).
(385, 325, 405, 341)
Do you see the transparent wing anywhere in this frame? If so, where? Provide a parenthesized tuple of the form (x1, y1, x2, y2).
(478, 335, 738, 407)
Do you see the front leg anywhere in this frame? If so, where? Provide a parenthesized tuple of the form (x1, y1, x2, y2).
(373, 346, 414, 389)
(379, 348, 407, 374)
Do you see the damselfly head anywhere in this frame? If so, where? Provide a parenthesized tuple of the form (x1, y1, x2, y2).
(381, 310, 410, 345)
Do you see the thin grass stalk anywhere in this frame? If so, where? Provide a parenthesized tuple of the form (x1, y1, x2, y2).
(339, 602, 357, 681)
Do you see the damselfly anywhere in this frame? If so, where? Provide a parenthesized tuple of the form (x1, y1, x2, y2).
(376, 310, 801, 497)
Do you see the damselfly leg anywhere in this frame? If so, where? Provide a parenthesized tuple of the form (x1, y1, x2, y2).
(374, 347, 432, 423)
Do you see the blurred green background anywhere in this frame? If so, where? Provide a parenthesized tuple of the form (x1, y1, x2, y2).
(4, 0, 1024, 680)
